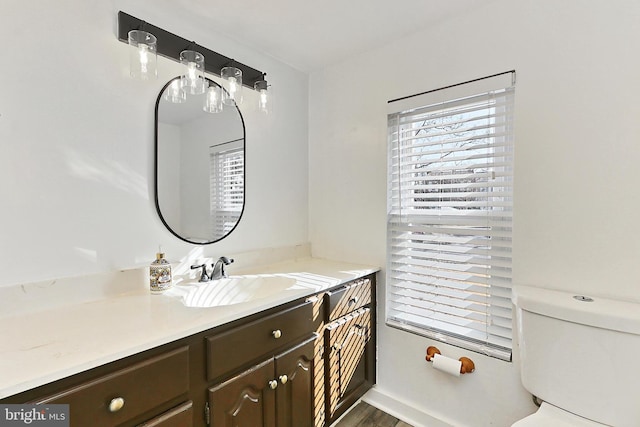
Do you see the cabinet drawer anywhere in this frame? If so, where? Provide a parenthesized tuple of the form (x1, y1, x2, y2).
(207, 301, 314, 381)
(326, 277, 372, 322)
(37, 346, 189, 426)
(137, 401, 193, 427)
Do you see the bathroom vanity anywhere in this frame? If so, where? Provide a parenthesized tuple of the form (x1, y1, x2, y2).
(0, 258, 377, 427)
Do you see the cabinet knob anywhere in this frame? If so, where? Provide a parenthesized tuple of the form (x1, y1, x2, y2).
(272, 329, 282, 339)
(268, 380, 278, 390)
(108, 397, 125, 413)
(348, 296, 359, 306)
(279, 375, 288, 384)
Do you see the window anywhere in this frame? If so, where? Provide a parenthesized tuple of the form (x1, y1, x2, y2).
(210, 141, 244, 239)
(386, 72, 515, 360)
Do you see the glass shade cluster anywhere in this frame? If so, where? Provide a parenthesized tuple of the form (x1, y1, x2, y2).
(127, 29, 270, 114)
(163, 49, 242, 113)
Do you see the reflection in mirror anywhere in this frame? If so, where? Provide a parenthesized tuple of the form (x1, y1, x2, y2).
(155, 77, 245, 244)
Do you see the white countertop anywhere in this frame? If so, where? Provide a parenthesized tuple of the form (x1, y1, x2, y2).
(0, 257, 378, 399)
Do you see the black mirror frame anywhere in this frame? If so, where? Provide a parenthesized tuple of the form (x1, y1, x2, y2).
(154, 77, 246, 245)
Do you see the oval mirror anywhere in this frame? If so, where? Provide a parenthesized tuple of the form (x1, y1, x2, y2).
(155, 77, 245, 244)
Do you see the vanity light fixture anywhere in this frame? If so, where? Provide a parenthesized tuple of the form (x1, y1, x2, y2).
(180, 49, 208, 95)
(127, 29, 157, 80)
(117, 11, 268, 97)
(254, 75, 271, 114)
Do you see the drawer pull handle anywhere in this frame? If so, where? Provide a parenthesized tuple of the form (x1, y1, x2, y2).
(108, 397, 125, 413)
(272, 329, 282, 339)
(269, 380, 278, 390)
(348, 297, 359, 306)
(279, 375, 288, 384)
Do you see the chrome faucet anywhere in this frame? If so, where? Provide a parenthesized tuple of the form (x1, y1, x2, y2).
(211, 256, 234, 280)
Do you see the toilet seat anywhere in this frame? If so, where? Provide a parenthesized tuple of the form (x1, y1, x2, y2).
(512, 402, 606, 427)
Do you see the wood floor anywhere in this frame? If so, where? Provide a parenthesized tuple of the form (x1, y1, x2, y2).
(333, 402, 414, 427)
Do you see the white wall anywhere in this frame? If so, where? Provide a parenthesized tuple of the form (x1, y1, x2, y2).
(309, 1, 640, 426)
(0, 0, 309, 286)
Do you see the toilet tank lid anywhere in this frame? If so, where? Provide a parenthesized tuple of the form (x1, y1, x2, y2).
(512, 285, 640, 335)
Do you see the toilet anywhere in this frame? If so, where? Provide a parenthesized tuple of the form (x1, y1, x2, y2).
(512, 285, 640, 427)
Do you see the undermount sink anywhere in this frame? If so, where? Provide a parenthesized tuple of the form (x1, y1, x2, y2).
(167, 275, 298, 308)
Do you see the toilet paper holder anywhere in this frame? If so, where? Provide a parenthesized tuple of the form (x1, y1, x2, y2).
(425, 346, 475, 374)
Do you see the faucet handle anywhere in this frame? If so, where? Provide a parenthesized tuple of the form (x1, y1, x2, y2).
(190, 264, 211, 282)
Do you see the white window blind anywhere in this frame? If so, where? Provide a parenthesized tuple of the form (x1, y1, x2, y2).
(386, 72, 515, 361)
(210, 142, 244, 239)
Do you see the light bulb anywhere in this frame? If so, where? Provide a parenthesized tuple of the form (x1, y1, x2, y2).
(258, 89, 268, 112)
(187, 62, 197, 81)
(228, 77, 238, 98)
(254, 79, 270, 114)
(139, 45, 149, 74)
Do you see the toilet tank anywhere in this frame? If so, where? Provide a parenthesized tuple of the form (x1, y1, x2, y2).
(513, 285, 640, 427)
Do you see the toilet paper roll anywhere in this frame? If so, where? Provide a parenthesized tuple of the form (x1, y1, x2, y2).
(432, 353, 461, 377)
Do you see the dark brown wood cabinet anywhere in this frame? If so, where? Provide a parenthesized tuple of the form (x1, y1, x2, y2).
(35, 346, 192, 426)
(324, 277, 376, 425)
(208, 335, 315, 427)
(1, 273, 376, 427)
(208, 358, 276, 427)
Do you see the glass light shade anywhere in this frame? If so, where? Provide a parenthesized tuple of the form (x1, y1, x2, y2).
(221, 66, 243, 106)
(128, 30, 157, 80)
(254, 80, 271, 114)
(203, 85, 223, 113)
(163, 79, 186, 104)
(180, 50, 207, 95)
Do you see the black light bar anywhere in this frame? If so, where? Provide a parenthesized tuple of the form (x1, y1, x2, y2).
(117, 11, 265, 89)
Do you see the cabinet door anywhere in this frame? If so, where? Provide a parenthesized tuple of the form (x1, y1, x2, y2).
(209, 359, 276, 427)
(325, 308, 372, 423)
(275, 335, 316, 427)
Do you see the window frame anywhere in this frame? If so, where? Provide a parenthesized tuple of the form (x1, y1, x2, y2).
(385, 71, 515, 361)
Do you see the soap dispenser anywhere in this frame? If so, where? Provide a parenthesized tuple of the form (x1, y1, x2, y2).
(150, 252, 172, 293)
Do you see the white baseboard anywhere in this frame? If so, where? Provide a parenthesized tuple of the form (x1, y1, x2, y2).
(362, 387, 455, 427)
